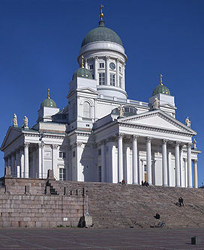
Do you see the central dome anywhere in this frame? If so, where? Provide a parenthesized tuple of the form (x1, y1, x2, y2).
(81, 20, 123, 47)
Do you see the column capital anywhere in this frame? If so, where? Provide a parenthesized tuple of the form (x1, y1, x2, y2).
(24, 142, 30, 148)
(132, 135, 139, 140)
(146, 137, 152, 143)
(117, 133, 124, 139)
(175, 141, 181, 146)
(51, 144, 58, 150)
(162, 139, 168, 144)
(94, 56, 98, 60)
(193, 159, 198, 163)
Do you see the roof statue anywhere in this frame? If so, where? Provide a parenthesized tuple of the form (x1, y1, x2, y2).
(12, 113, 18, 127)
(152, 97, 160, 110)
(193, 138, 197, 149)
(118, 105, 124, 117)
(23, 116, 28, 129)
(185, 116, 191, 127)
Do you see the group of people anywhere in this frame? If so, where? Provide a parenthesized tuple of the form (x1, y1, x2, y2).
(141, 180, 149, 186)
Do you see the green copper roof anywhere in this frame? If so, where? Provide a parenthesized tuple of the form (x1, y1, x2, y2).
(41, 98, 57, 108)
(72, 67, 93, 80)
(152, 84, 171, 96)
(81, 20, 123, 47)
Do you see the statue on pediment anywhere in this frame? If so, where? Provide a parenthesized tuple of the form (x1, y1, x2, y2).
(23, 116, 28, 128)
(193, 138, 197, 149)
(185, 116, 191, 127)
(118, 105, 124, 117)
(152, 97, 160, 110)
(13, 113, 18, 127)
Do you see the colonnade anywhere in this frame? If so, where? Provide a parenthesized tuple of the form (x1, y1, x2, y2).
(4, 142, 60, 179)
(100, 134, 198, 188)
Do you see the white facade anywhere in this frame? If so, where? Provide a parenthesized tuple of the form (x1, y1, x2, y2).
(1, 13, 200, 188)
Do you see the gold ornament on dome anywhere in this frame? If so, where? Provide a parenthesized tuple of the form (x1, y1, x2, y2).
(99, 4, 104, 20)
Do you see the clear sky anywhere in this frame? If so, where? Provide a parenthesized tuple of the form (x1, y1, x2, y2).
(0, 0, 204, 186)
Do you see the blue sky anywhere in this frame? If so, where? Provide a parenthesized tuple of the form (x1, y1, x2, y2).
(0, 0, 204, 186)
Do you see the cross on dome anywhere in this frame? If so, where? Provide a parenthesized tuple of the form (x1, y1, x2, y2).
(99, 4, 104, 20)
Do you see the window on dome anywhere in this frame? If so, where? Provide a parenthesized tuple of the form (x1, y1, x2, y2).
(90, 64, 93, 70)
(110, 74, 115, 86)
(59, 152, 66, 159)
(99, 73, 105, 85)
(119, 66, 122, 73)
(83, 101, 91, 118)
(99, 63, 104, 68)
(119, 76, 122, 88)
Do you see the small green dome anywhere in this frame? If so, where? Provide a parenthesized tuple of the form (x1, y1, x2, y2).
(81, 20, 123, 47)
(152, 84, 171, 96)
(41, 98, 57, 108)
(72, 67, 93, 80)
(41, 89, 57, 108)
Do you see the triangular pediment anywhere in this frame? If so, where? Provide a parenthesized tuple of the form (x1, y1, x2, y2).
(119, 110, 196, 135)
(1, 126, 23, 150)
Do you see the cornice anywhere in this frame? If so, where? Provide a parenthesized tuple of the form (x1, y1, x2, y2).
(119, 122, 192, 137)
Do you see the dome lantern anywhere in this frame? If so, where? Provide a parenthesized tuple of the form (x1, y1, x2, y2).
(41, 89, 57, 108)
(152, 74, 171, 96)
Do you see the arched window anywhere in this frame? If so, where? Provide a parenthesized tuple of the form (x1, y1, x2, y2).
(83, 102, 90, 118)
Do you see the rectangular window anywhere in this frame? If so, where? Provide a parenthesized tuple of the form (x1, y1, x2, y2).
(73, 151, 75, 158)
(119, 76, 122, 88)
(110, 74, 115, 86)
(59, 152, 66, 159)
(59, 168, 66, 181)
(99, 73, 105, 85)
(90, 64, 93, 70)
(119, 66, 122, 73)
(98, 149, 101, 155)
(99, 63, 104, 68)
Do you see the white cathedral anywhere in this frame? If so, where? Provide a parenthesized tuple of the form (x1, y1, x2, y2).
(1, 6, 200, 188)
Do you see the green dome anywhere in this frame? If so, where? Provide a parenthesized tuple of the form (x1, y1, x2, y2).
(41, 98, 57, 108)
(81, 20, 123, 47)
(152, 84, 171, 96)
(72, 67, 93, 80)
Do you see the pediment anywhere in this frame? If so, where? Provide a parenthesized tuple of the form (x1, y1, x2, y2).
(1, 127, 23, 150)
(119, 110, 196, 135)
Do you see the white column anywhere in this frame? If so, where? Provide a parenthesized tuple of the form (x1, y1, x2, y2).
(180, 147, 185, 187)
(123, 64, 126, 90)
(94, 56, 98, 82)
(52, 144, 58, 178)
(106, 56, 110, 86)
(193, 160, 198, 188)
(16, 151, 20, 178)
(118, 133, 123, 182)
(38, 143, 42, 178)
(175, 142, 180, 187)
(168, 151, 172, 186)
(66, 146, 70, 181)
(162, 139, 168, 186)
(101, 140, 106, 182)
(76, 142, 84, 181)
(132, 135, 138, 184)
(110, 141, 117, 183)
(116, 59, 119, 87)
(125, 144, 131, 184)
(146, 137, 152, 185)
(20, 149, 24, 178)
(187, 143, 192, 188)
(183, 158, 187, 187)
(24, 142, 29, 178)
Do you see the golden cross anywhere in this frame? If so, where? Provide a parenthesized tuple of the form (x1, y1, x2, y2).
(160, 74, 163, 85)
(99, 4, 104, 20)
(48, 88, 50, 99)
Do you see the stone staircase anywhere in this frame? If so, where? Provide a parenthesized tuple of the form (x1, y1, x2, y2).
(48, 180, 204, 229)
